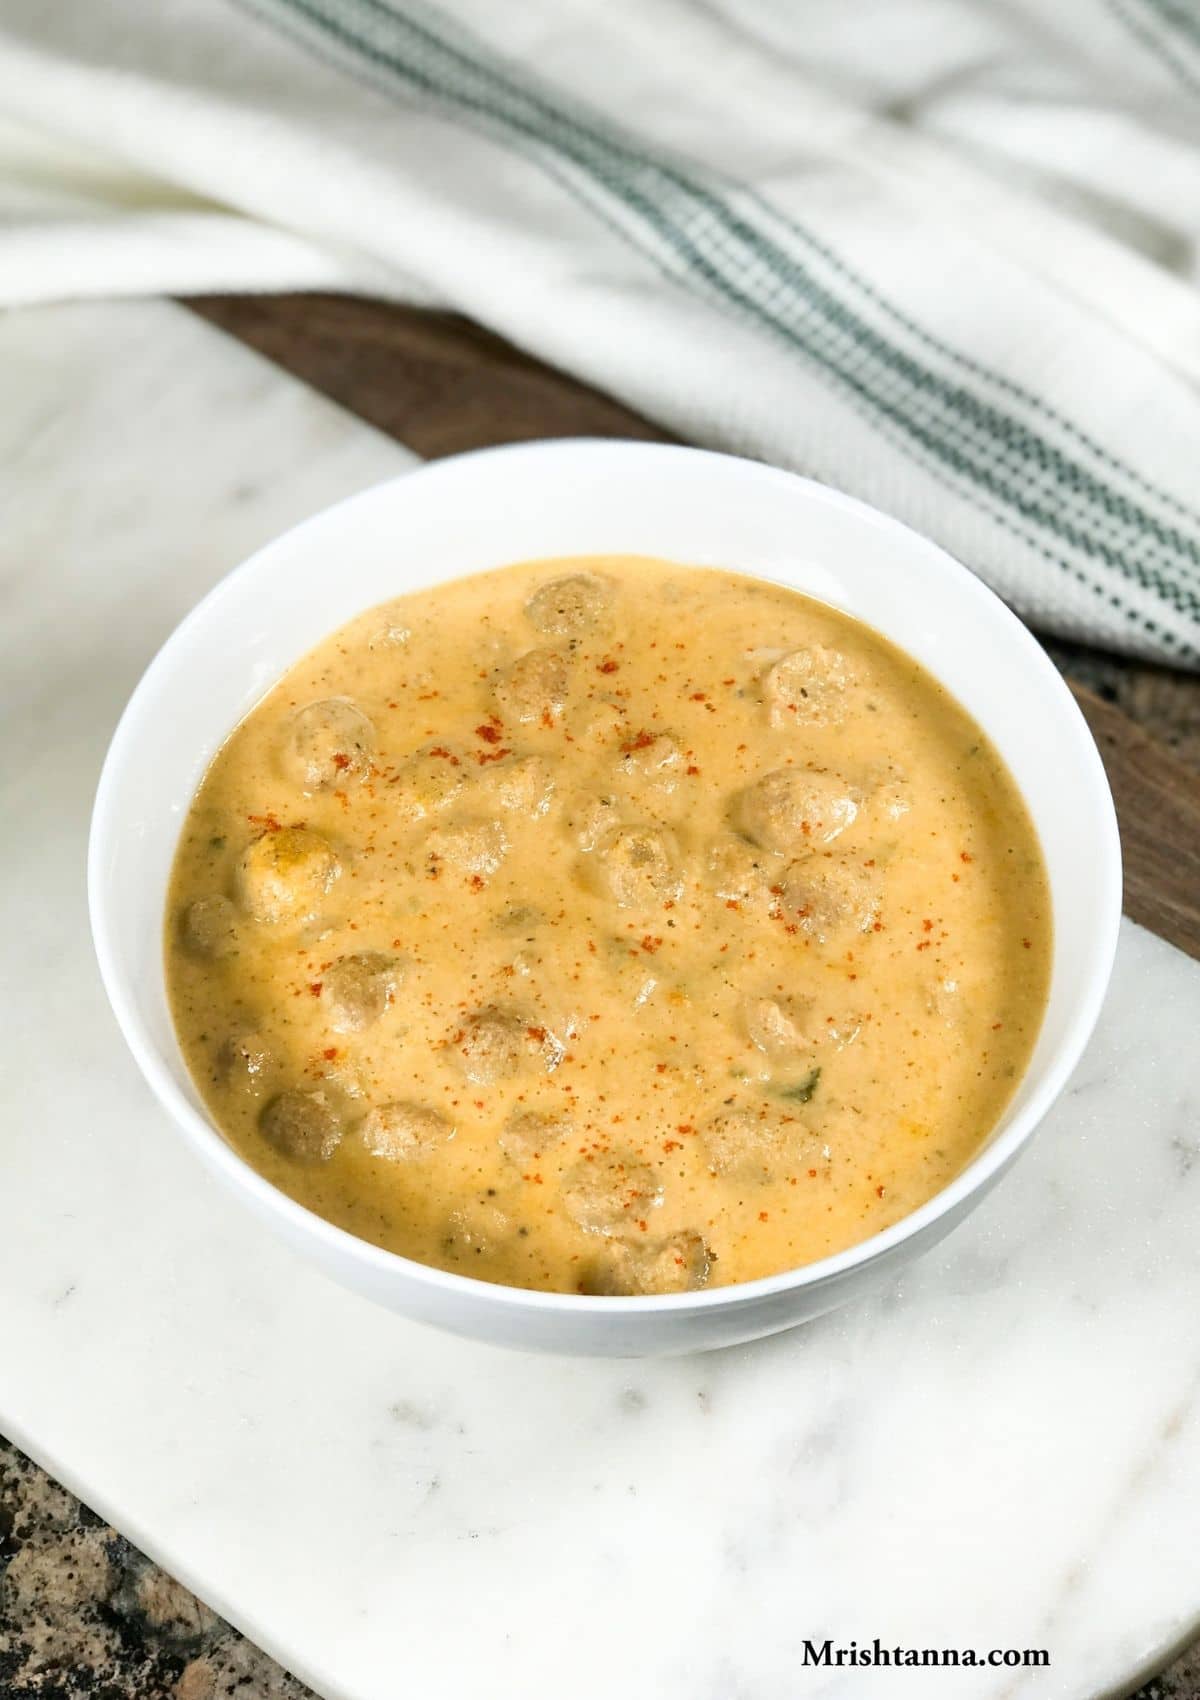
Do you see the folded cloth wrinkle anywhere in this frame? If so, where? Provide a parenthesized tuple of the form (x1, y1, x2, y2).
(1, 0, 1198, 663)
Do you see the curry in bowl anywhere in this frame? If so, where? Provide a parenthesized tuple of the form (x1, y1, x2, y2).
(166, 556, 1050, 1296)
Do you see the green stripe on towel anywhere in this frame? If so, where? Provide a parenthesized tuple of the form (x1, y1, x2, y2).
(244, 0, 1200, 659)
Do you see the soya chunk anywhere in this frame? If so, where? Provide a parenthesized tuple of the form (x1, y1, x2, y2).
(477, 754, 556, 817)
(732, 767, 857, 856)
(237, 826, 341, 925)
(391, 746, 465, 823)
(426, 816, 509, 876)
(925, 976, 963, 1028)
(560, 1149, 665, 1235)
(744, 995, 860, 1062)
(762, 645, 852, 728)
(597, 933, 661, 1011)
(632, 1230, 712, 1293)
(778, 857, 880, 941)
(260, 1088, 343, 1163)
(280, 698, 375, 791)
(444, 1201, 514, 1259)
(593, 824, 683, 908)
(216, 1029, 273, 1093)
(181, 894, 239, 959)
(742, 995, 814, 1058)
(452, 1005, 562, 1085)
(581, 1230, 712, 1295)
(568, 792, 621, 851)
(360, 1101, 451, 1161)
(498, 1108, 572, 1166)
(706, 835, 772, 905)
(322, 951, 402, 1034)
(700, 1102, 798, 1178)
(525, 572, 614, 637)
(864, 759, 913, 824)
(495, 648, 569, 724)
(616, 731, 681, 795)
(573, 700, 628, 747)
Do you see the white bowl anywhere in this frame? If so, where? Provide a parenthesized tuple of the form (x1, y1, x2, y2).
(89, 441, 1121, 1357)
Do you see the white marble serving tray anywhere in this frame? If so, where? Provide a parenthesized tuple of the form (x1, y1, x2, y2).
(2, 300, 1198, 1700)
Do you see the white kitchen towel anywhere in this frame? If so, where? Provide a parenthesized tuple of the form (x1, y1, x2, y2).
(3, 0, 1200, 665)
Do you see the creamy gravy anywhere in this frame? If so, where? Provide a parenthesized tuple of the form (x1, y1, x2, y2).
(166, 557, 1051, 1294)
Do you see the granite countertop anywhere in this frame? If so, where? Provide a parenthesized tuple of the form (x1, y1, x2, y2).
(2, 297, 1199, 1700)
(5, 1403, 1200, 1700)
(0, 1439, 308, 1700)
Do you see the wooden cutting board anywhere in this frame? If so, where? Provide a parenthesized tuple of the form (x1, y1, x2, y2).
(187, 292, 1200, 962)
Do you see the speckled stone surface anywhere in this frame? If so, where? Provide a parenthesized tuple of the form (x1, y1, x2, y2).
(2, 1418, 1199, 1700)
(0, 1435, 309, 1699)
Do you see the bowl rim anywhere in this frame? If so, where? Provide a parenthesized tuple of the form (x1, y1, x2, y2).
(88, 437, 1123, 1318)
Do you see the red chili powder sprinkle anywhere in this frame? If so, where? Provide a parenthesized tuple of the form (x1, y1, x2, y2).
(475, 723, 501, 743)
